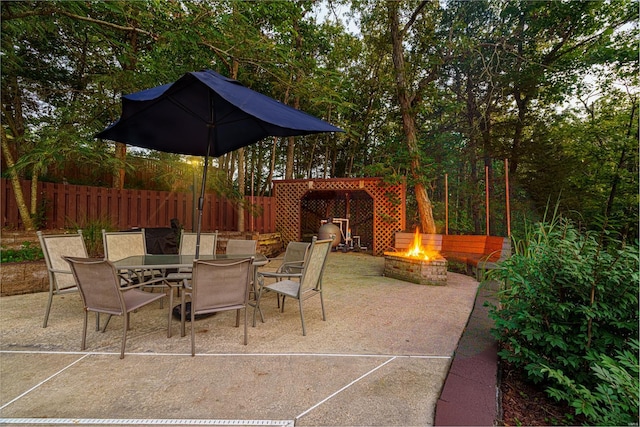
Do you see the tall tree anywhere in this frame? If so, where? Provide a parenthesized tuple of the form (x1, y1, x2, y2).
(386, 0, 445, 233)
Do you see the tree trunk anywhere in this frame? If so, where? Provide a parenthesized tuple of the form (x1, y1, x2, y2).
(388, 1, 436, 234)
(605, 101, 636, 218)
(0, 127, 34, 230)
(237, 147, 245, 232)
(285, 136, 295, 179)
(229, 62, 245, 232)
(263, 137, 277, 195)
(30, 171, 38, 215)
(111, 28, 140, 190)
(113, 142, 126, 189)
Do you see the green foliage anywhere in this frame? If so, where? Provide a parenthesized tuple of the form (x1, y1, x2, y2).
(488, 214, 639, 422)
(542, 341, 639, 425)
(1, 0, 637, 241)
(0, 242, 43, 263)
(32, 197, 49, 230)
(66, 216, 116, 258)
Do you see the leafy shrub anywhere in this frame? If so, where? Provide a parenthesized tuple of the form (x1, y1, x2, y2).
(0, 241, 44, 263)
(488, 216, 639, 423)
(542, 340, 639, 425)
(66, 216, 116, 257)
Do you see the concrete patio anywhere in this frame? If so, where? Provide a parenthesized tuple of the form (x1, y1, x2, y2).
(0, 252, 482, 426)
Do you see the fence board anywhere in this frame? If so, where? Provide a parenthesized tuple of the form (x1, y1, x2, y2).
(1, 178, 276, 233)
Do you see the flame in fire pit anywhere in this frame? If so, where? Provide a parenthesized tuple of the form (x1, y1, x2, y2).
(403, 228, 437, 261)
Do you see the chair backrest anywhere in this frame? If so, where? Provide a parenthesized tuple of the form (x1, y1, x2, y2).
(191, 257, 253, 314)
(64, 257, 125, 315)
(103, 230, 147, 261)
(299, 238, 332, 295)
(179, 231, 218, 256)
(226, 239, 257, 255)
(38, 231, 88, 291)
(283, 241, 311, 265)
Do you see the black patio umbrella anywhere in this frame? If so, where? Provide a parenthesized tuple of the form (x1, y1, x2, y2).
(97, 69, 343, 256)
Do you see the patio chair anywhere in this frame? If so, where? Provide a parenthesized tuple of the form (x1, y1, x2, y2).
(102, 229, 167, 304)
(38, 230, 88, 328)
(259, 241, 310, 309)
(102, 229, 149, 263)
(257, 237, 331, 336)
(178, 230, 219, 256)
(180, 257, 254, 355)
(64, 256, 167, 359)
(225, 239, 257, 255)
(225, 239, 261, 320)
(269, 241, 310, 276)
(165, 231, 218, 337)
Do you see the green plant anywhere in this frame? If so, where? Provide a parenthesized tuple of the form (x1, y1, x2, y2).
(32, 197, 50, 229)
(0, 241, 43, 263)
(488, 213, 639, 422)
(542, 340, 639, 425)
(66, 216, 116, 257)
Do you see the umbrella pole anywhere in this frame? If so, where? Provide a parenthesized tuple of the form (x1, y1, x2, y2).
(195, 147, 211, 259)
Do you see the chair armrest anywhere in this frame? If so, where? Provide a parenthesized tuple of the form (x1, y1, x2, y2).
(120, 277, 168, 291)
(259, 271, 302, 279)
(279, 260, 304, 273)
(118, 274, 134, 286)
(49, 269, 72, 274)
(280, 260, 304, 267)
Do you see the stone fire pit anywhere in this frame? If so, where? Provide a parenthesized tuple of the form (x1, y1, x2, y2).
(383, 252, 448, 286)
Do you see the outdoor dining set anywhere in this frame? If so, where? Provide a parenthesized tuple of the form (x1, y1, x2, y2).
(36, 229, 332, 359)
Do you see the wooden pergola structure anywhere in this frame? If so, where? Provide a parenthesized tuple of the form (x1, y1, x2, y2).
(272, 178, 406, 255)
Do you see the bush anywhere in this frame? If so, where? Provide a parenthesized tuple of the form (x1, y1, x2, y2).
(542, 340, 639, 425)
(66, 216, 116, 257)
(0, 241, 44, 263)
(488, 216, 639, 423)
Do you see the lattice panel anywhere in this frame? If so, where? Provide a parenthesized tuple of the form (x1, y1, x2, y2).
(300, 198, 374, 249)
(274, 178, 405, 255)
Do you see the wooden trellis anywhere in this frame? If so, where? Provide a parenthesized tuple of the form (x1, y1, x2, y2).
(273, 178, 406, 256)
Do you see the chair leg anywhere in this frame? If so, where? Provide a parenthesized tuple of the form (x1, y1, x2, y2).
(102, 315, 113, 332)
(81, 311, 88, 351)
(181, 289, 187, 337)
(252, 282, 265, 327)
(299, 299, 306, 336)
(121, 313, 128, 359)
(42, 290, 54, 328)
(167, 285, 174, 338)
(252, 289, 259, 327)
(190, 309, 196, 357)
(319, 292, 326, 321)
(243, 306, 248, 345)
(251, 277, 265, 325)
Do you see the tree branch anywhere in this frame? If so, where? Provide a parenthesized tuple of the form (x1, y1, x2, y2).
(56, 10, 157, 39)
(402, 1, 430, 34)
(2, 6, 156, 39)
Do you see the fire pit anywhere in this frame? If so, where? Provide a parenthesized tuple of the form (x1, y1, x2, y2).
(383, 229, 448, 286)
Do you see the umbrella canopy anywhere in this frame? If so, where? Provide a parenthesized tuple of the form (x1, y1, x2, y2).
(96, 70, 343, 256)
(96, 69, 342, 157)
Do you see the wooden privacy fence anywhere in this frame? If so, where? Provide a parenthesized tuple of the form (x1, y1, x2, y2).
(1, 179, 276, 233)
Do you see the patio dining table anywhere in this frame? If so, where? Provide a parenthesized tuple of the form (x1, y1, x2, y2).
(113, 253, 268, 271)
(113, 253, 269, 337)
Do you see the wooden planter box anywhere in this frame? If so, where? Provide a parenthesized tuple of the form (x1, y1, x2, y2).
(1, 260, 48, 296)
